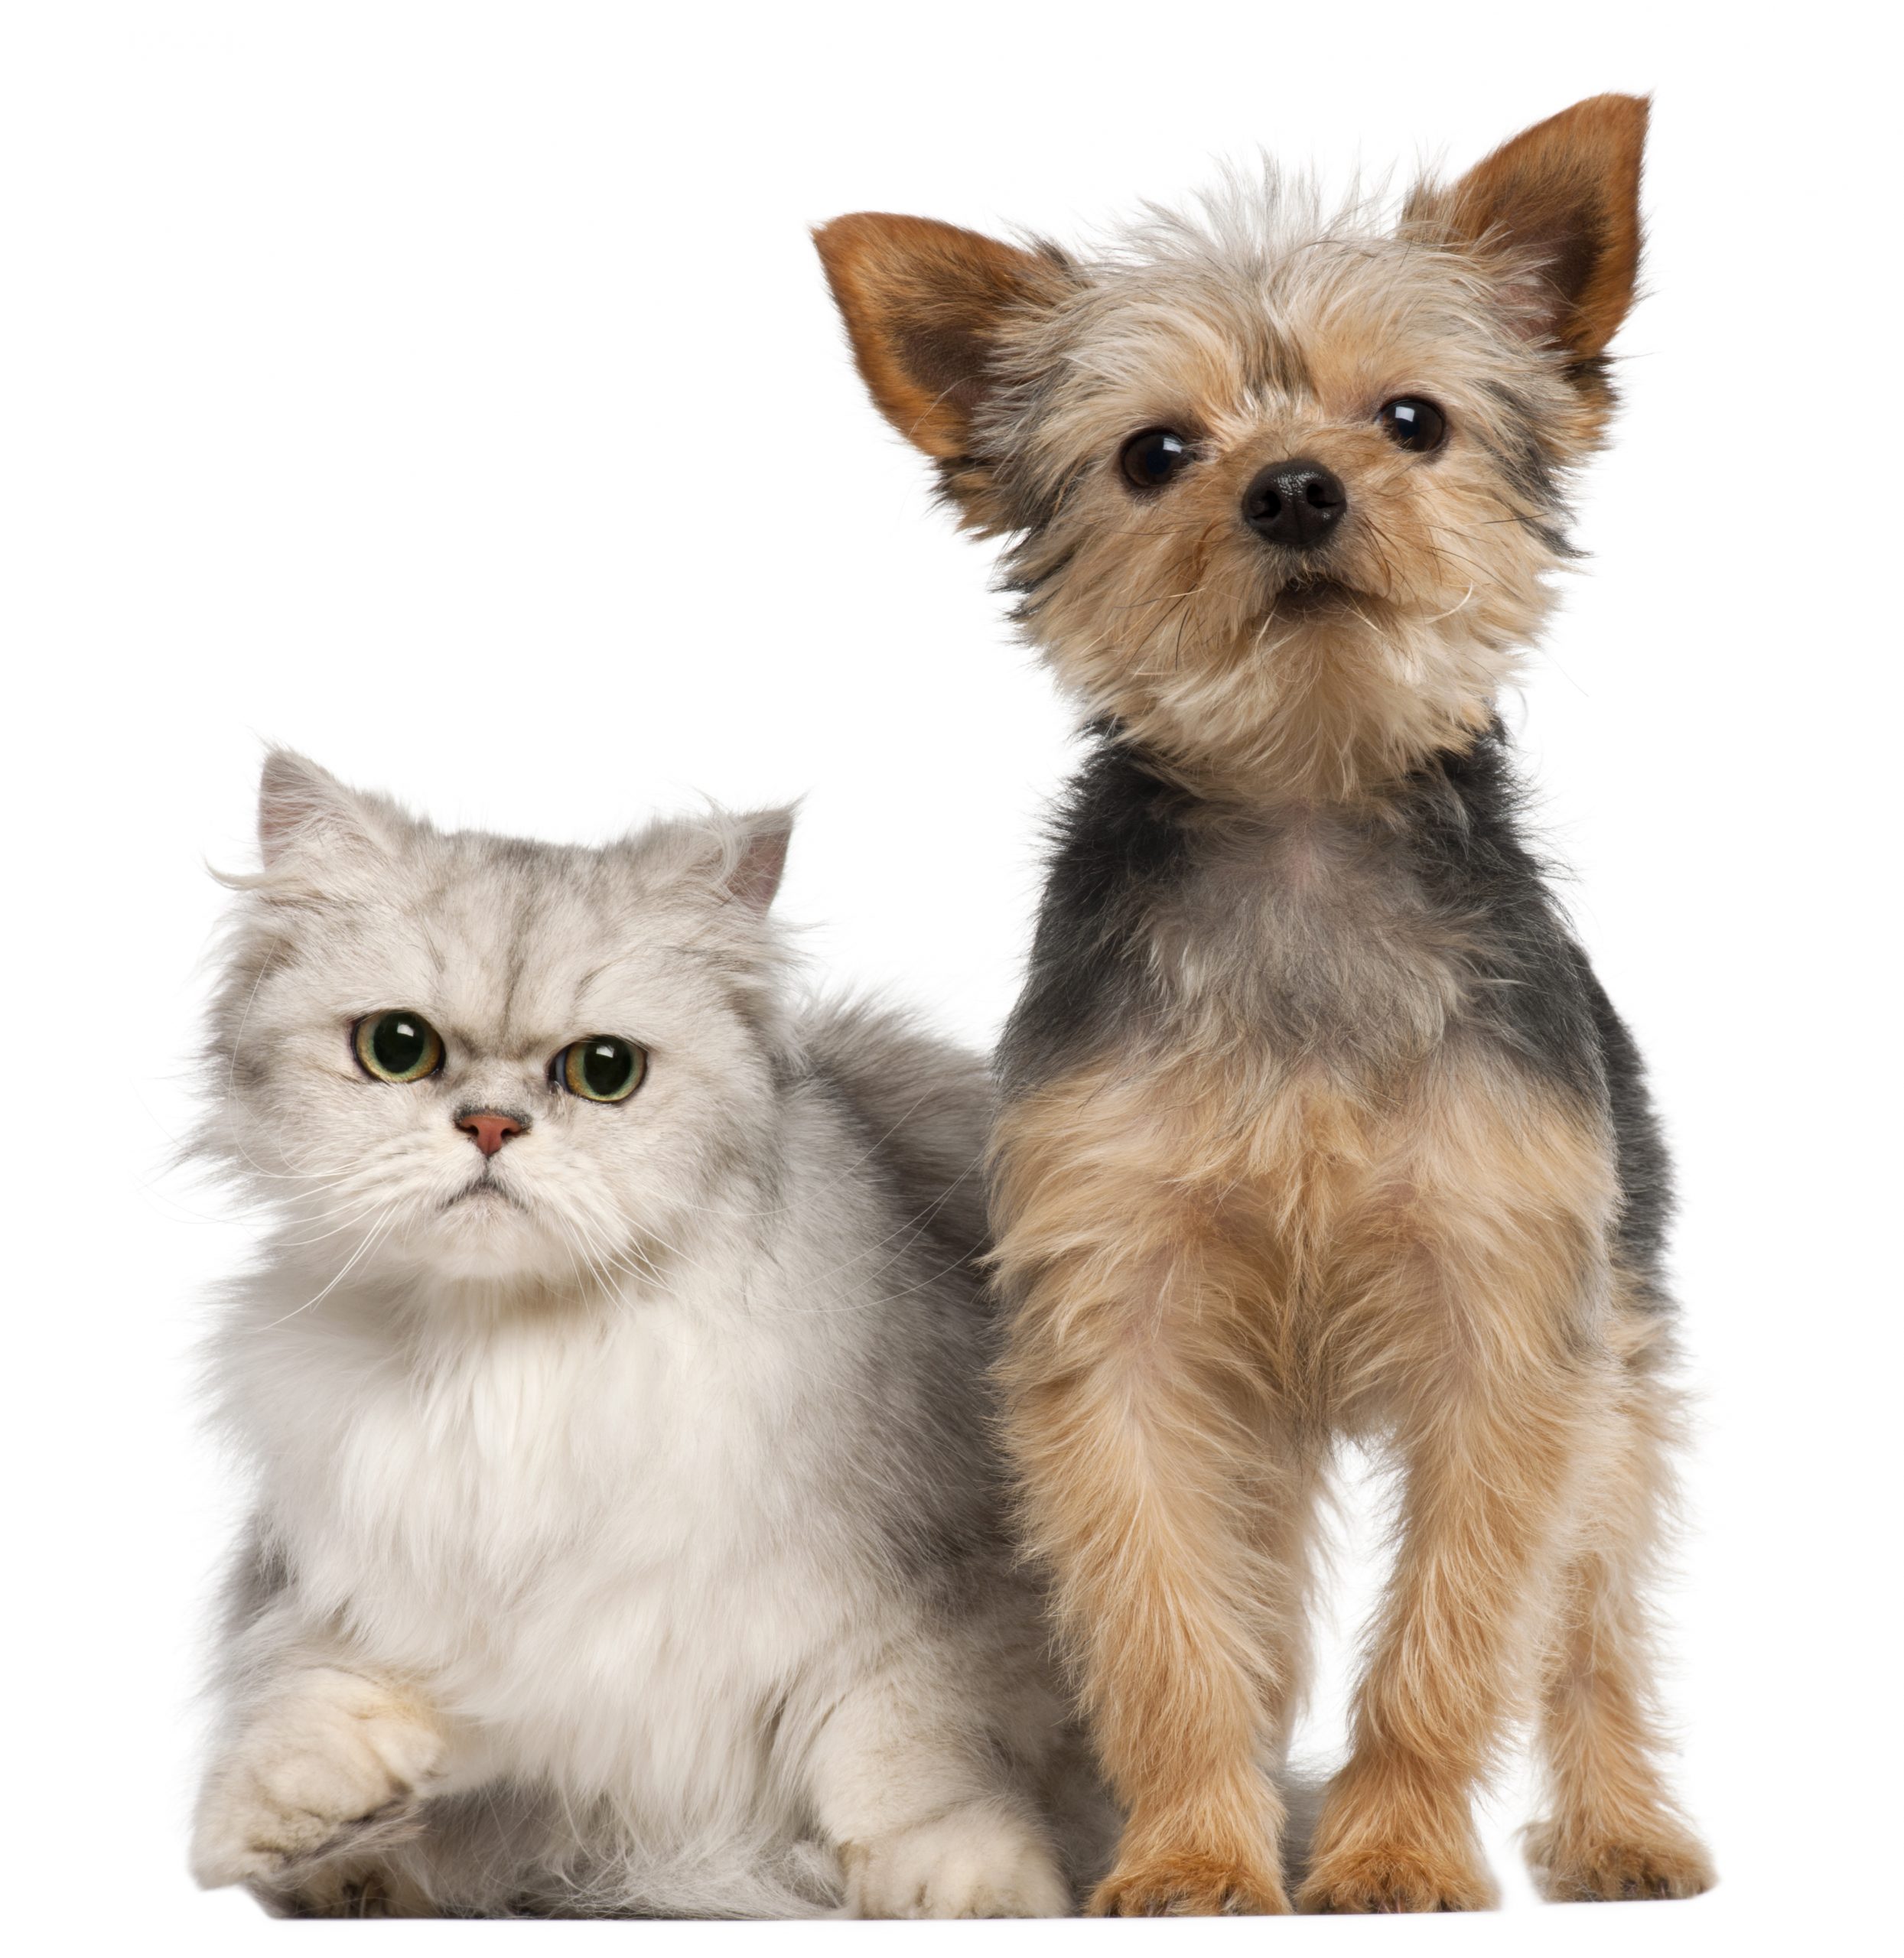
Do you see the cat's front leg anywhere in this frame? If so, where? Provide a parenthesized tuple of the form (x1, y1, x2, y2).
(803, 1644, 1072, 1918)
(191, 1662, 449, 1893)
(838, 1798, 1072, 1921)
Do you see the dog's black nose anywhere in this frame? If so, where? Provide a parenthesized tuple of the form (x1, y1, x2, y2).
(1242, 459, 1346, 551)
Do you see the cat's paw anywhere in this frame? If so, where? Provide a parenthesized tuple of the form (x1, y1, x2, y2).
(844, 1800, 1071, 1918)
(267, 1858, 435, 1918)
(191, 1667, 446, 1891)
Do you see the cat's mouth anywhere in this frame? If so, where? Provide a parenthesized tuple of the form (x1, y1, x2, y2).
(442, 1175, 526, 1213)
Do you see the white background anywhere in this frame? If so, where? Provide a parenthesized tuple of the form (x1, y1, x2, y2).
(4, 4, 1896, 1953)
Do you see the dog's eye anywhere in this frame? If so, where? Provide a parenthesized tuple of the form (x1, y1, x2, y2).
(353, 1011, 444, 1084)
(1119, 428, 1193, 490)
(1376, 398, 1448, 454)
(554, 1036, 647, 1104)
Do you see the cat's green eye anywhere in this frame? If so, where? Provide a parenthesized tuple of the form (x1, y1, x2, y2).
(353, 1010, 444, 1085)
(556, 1036, 646, 1104)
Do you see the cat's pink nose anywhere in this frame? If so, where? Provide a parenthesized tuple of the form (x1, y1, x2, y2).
(457, 1110, 524, 1156)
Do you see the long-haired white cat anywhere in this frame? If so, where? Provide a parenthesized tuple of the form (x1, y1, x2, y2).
(190, 753, 1093, 1917)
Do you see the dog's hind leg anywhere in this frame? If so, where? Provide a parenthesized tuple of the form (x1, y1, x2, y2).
(1524, 1302, 1714, 1902)
(1298, 1072, 1609, 1914)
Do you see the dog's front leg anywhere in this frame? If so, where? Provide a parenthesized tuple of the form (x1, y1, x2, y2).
(994, 1078, 1304, 1916)
(1005, 1277, 1300, 1915)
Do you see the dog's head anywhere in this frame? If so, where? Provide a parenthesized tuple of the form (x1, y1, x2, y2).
(818, 96, 1647, 798)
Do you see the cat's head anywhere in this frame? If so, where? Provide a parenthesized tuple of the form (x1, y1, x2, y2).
(203, 752, 795, 1297)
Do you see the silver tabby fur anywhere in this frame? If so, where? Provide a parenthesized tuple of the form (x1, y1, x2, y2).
(189, 753, 1096, 1918)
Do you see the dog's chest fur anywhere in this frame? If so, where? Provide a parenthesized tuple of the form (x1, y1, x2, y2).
(1149, 803, 1472, 1072)
(992, 736, 1628, 1415)
(1003, 732, 1603, 1118)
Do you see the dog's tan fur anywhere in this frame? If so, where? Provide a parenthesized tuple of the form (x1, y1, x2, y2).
(990, 1038, 1697, 1911)
(817, 102, 1644, 808)
(820, 95, 1710, 1914)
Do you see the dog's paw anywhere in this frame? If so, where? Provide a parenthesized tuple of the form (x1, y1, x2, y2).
(1525, 1819, 1715, 1902)
(1298, 1840, 1498, 1914)
(844, 1800, 1070, 1918)
(191, 1667, 445, 1891)
(1089, 1846, 1290, 1917)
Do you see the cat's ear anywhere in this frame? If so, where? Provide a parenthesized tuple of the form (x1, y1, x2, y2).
(622, 805, 795, 920)
(719, 809, 793, 914)
(256, 750, 405, 871)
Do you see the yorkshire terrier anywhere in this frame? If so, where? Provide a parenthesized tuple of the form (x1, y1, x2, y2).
(816, 96, 1714, 1914)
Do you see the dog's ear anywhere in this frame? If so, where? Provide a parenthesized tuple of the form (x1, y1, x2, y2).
(813, 213, 1066, 462)
(1413, 94, 1649, 362)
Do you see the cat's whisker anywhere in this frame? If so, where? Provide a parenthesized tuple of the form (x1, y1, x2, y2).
(253, 1205, 400, 1332)
(549, 1216, 604, 1300)
(272, 1192, 403, 1250)
(532, 1183, 672, 1296)
(194, 754, 1082, 1917)
(265, 1157, 439, 1246)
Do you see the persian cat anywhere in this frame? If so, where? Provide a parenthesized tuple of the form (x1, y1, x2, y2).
(189, 753, 1092, 1917)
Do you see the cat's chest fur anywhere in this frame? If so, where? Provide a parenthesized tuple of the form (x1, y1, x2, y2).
(240, 1277, 848, 1804)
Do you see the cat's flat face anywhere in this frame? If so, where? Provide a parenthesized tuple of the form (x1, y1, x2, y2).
(208, 760, 789, 1297)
